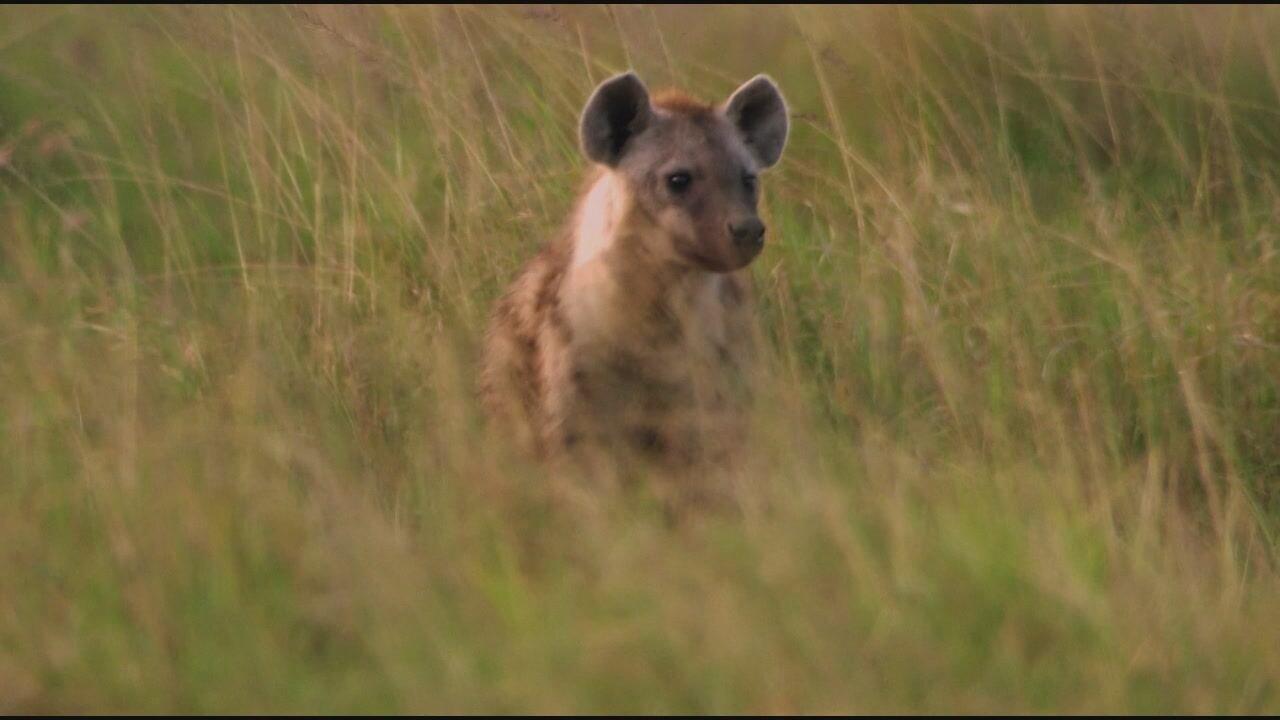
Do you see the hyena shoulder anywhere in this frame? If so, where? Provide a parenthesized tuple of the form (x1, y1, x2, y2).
(479, 236, 573, 456)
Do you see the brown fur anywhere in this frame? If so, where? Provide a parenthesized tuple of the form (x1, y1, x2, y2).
(651, 89, 714, 116)
(480, 74, 786, 479)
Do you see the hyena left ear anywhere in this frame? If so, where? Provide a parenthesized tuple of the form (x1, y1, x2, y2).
(723, 75, 789, 168)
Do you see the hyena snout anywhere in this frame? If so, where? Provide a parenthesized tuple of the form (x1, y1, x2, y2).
(729, 217, 765, 249)
(728, 217, 765, 264)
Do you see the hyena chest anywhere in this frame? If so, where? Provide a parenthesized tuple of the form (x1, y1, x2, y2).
(565, 284, 752, 463)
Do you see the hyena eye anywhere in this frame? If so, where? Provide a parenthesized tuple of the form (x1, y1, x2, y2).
(666, 171, 692, 192)
(742, 173, 758, 192)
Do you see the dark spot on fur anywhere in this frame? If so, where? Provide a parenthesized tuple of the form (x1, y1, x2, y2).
(646, 305, 683, 346)
(632, 426, 665, 453)
(606, 349, 647, 380)
(548, 304, 573, 343)
(715, 342, 732, 365)
(571, 367, 594, 401)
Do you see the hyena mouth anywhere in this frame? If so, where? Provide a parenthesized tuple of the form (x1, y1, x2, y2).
(682, 240, 759, 274)
(733, 238, 765, 268)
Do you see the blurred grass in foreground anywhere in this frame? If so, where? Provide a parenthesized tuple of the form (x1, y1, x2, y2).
(1, 4, 1279, 713)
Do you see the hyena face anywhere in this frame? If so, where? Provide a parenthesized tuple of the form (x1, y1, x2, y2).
(580, 73, 789, 272)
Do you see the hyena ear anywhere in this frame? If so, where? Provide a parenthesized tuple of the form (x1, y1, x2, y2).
(723, 74, 789, 168)
(580, 72, 653, 167)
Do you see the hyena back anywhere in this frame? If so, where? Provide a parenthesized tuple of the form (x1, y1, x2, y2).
(480, 72, 788, 471)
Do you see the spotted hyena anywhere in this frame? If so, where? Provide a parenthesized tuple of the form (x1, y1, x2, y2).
(480, 72, 788, 473)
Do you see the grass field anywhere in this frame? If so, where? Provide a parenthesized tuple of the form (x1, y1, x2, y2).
(2, 4, 1279, 713)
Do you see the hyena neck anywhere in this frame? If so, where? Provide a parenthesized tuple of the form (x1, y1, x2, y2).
(570, 171, 621, 269)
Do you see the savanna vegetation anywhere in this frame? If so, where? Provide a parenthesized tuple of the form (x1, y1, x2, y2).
(2, 4, 1279, 713)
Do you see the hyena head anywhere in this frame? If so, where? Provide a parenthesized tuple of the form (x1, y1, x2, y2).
(579, 72, 788, 273)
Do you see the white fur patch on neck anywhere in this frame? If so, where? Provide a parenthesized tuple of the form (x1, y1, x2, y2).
(571, 172, 623, 268)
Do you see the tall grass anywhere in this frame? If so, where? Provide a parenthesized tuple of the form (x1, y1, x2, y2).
(1, 5, 1278, 712)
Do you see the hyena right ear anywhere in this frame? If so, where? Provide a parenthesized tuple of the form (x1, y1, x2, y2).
(580, 72, 652, 167)
(723, 75, 789, 168)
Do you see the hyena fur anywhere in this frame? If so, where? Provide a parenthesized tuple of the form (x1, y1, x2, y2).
(480, 72, 788, 472)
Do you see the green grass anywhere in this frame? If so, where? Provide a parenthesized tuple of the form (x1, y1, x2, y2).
(2, 4, 1279, 713)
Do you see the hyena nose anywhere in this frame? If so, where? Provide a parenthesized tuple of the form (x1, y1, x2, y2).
(729, 218, 765, 250)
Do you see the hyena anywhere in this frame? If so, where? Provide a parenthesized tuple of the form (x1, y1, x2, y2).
(480, 72, 788, 473)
